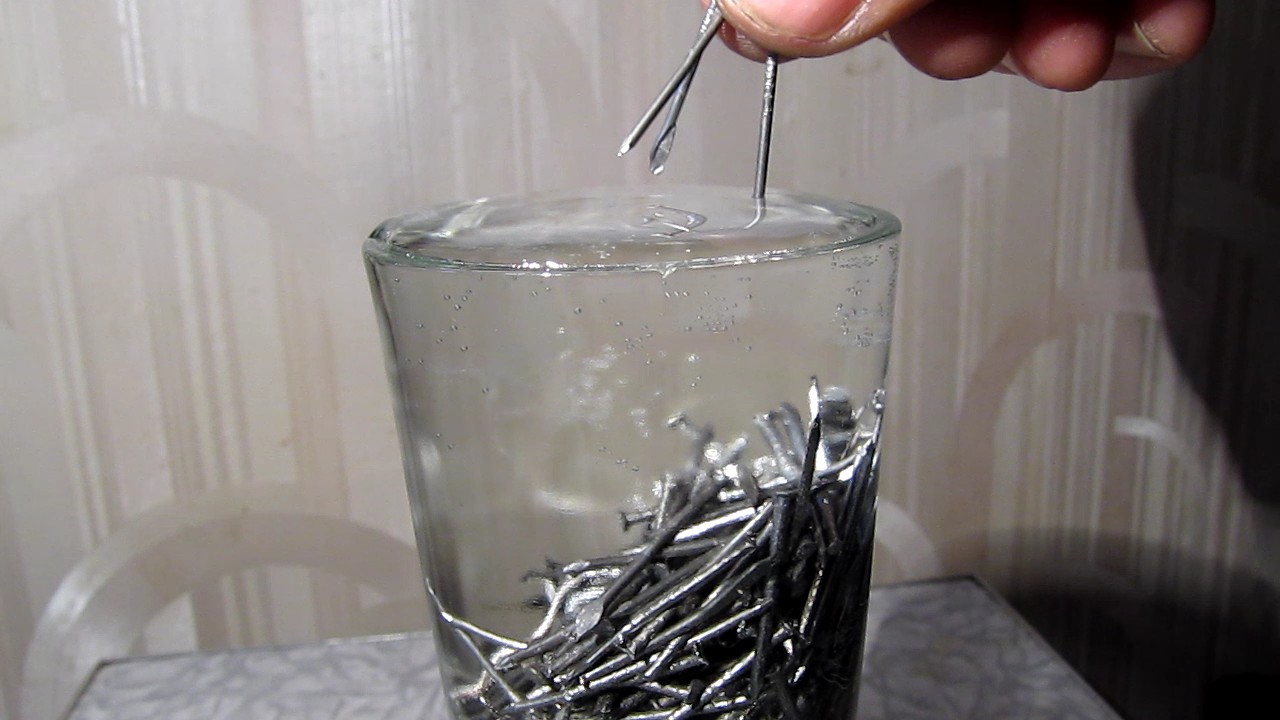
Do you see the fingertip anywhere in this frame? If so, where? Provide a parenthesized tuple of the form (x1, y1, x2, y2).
(1011, 1, 1117, 91)
(888, 0, 1014, 80)
(1129, 0, 1215, 63)
(716, 0, 936, 59)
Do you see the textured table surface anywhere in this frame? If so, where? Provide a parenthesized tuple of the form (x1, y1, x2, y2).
(65, 576, 1119, 720)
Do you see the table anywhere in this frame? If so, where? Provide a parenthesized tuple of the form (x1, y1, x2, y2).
(64, 576, 1119, 719)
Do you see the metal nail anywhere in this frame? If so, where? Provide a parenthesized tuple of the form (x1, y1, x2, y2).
(546, 634, 602, 676)
(717, 469, 791, 504)
(618, 2, 724, 157)
(670, 505, 755, 543)
(753, 52, 779, 200)
(703, 435, 748, 470)
(685, 600, 770, 648)
(583, 657, 649, 690)
(439, 608, 528, 651)
(753, 414, 801, 483)
(562, 554, 632, 575)
(634, 681, 690, 701)
(496, 627, 568, 669)
(642, 558, 768, 654)
(618, 695, 751, 720)
(815, 495, 842, 556)
(787, 413, 822, 552)
(666, 651, 755, 720)
(593, 474, 726, 622)
(622, 508, 657, 532)
(654, 471, 691, 531)
(572, 651, 638, 686)
(614, 503, 771, 639)
(609, 556, 704, 621)
(752, 494, 790, 699)
(798, 562, 823, 639)
(630, 607, 677, 656)
(648, 0, 723, 174)
(776, 403, 807, 459)
(642, 637, 687, 681)
(455, 628, 524, 706)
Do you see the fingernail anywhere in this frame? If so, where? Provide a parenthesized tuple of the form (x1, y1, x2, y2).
(728, 0, 862, 41)
(1115, 20, 1168, 58)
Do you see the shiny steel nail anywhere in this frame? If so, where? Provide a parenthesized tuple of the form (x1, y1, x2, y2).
(798, 562, 824, 639)
(496, 627, 568, 669)
(648, 1, 723, 174)
(630, 607, 676, 656)
(564, 583, 608, 620)
(816, 495, 842, 556)
(546, 634, 602, 676)
(634, 681, 689, 701)
(671, 505, 754, 543)
(455, 629, 523, 706)
(753, 52, 779, 200)
(777, 402, 807, 458)
(754, 413, 801, 483)
(609, 557, 703, 621)
(643, 559, 768, 654)
(786, 413, 823, 553)
(621, 508, 656, 532)
(685, 600, 770, 648)
(594, 475, 725, 621)
(666, 652, 755, 720)
(654, 470, 690, 530)
(642, 637, 686, 680)
(529, 567, 621, 642)
(439, 608, 528, 651)
(617, 2, 724, 157)
(703, 435, 748, 470)
(583, 657, 648, 690)
(753, 493, 791, 698)
(615, 502, 772, 639)
(569, 651, 635, 686)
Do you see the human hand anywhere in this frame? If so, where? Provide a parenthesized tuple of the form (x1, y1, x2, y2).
(710, 0, 1215, 91)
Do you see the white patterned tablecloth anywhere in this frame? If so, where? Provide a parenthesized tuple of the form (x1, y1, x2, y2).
(65, 577, 1120, 720)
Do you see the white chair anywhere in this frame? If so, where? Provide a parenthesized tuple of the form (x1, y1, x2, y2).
(20, 488, 427, 720)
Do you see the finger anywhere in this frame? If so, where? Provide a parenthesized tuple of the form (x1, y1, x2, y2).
(716, 15, 774, 62)
(716, 0, 935, 58)
(1107, 0, 1215, 78)
(1008, 0, 1119, 91)
(887, 0, 1015, 80)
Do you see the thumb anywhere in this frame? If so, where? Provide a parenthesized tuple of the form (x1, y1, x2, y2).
(717, 0, 933, 57)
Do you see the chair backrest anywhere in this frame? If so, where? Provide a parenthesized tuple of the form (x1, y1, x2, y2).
(22, 487, 940, 720)
(20, 488, 426, 720)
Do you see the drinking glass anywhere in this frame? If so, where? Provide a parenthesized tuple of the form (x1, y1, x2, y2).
(365, 186, 900, 719)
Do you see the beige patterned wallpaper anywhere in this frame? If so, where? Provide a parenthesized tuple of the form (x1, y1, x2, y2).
(1, 2, 1276, 719)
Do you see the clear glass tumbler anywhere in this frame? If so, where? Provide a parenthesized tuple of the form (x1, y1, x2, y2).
(365, 186, 900, 720)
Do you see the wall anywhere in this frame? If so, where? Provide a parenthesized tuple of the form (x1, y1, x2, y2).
(1, 2, 1276, 719)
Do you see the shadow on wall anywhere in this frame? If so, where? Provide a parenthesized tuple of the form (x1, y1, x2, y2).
(1133, 2, 1280, 505)
(1002, 5, 1280, 719)
(1001, 531, 1280, 720)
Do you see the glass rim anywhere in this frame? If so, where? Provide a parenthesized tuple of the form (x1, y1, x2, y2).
(364, 185, 900, 275)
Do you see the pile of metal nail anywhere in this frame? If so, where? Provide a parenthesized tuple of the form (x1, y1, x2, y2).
(449, 380, 884, 720)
